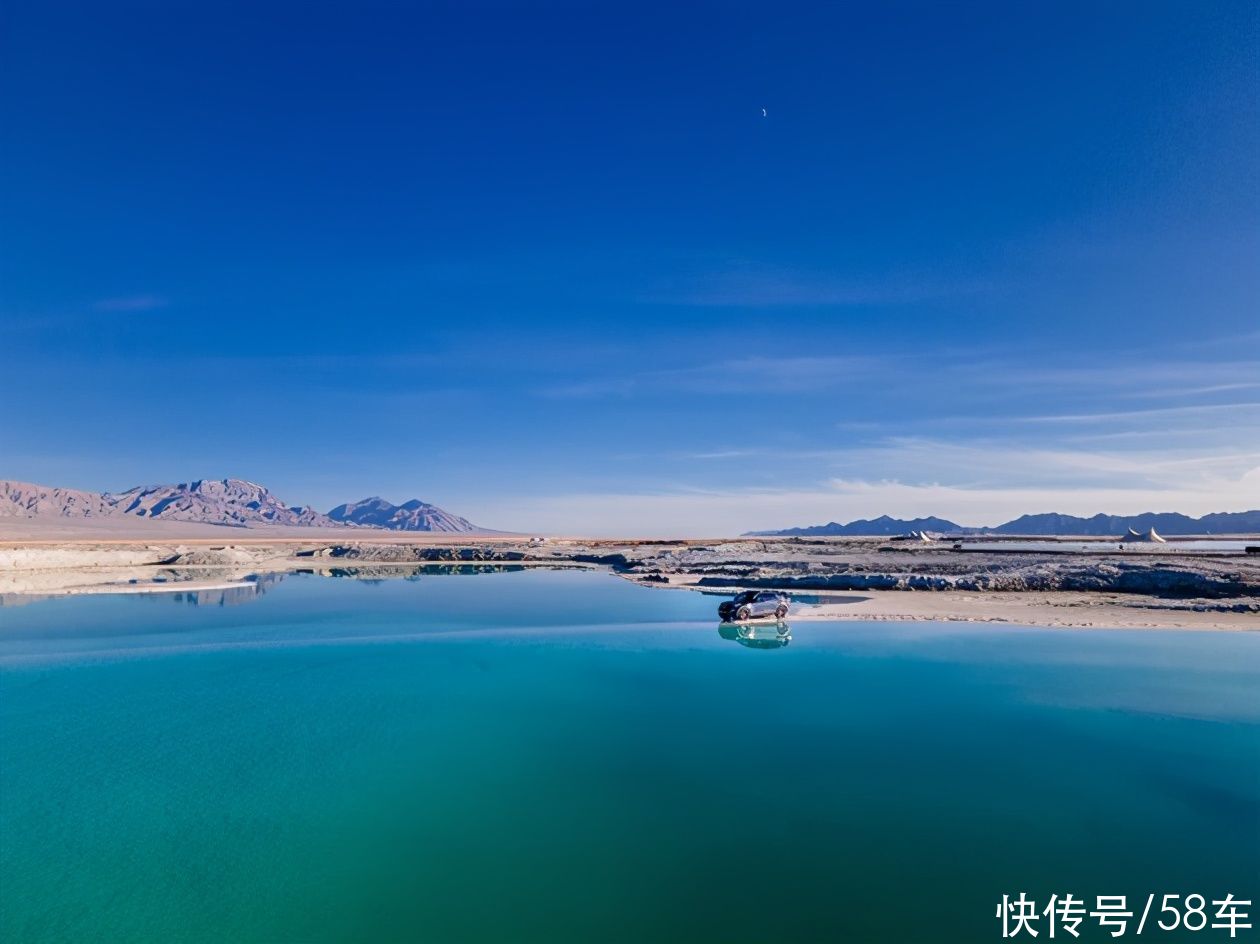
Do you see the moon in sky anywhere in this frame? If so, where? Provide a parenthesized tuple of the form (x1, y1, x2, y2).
(761, 108, 767, 117)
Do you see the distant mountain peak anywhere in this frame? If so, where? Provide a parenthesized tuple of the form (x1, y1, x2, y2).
(109, 478, 335, 527)
(326, 496, 479, 533)
(2, 478, 486, 533)
(0, 480, 117, 519)
(747, 515, 963, 537)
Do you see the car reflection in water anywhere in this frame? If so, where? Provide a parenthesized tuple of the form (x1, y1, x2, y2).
(718, 622, 792, 649)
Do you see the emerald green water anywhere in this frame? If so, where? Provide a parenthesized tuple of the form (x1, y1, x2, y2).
(2, 570, 1257, 942)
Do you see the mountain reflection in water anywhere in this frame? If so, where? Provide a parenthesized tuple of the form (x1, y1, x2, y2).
(0, 564, 536, 609)
(151, 572, 288, 608)
(172, 564, 534, 606)
(298, 564, 528, 580)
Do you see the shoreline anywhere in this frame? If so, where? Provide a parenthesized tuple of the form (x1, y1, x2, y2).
(1, 533, 1256, 630)
(671, 586, 1257, 631)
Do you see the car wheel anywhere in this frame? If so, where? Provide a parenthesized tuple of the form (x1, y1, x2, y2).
(775, 605, 788, 619)
(737, 606, 751, 621)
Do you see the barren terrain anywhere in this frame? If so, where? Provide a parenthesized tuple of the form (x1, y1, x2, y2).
(2, 522, 1256, 629)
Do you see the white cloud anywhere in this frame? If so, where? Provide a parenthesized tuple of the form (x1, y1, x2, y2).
(466, 428, 1260, 535)
(827, 436, 1260, 489)
(540, 354, 896, 398)
(540, 347, 1260, 404)
(467, 462, 1260, 537)
(1025, 402, 1260, 424)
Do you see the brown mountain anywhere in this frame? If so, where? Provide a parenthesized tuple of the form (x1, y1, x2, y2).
(0, 480, 117, 518)
(110, 479, 337, 527)
(0, 478, 481, 532)
(326, 496, 479, 533)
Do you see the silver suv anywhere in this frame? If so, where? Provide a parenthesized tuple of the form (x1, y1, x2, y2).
(718, 590, 789, 622)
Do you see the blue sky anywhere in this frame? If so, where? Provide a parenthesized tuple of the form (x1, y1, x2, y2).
(3, 1, 1257, 535)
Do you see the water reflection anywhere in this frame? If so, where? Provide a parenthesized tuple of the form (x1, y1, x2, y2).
(299, 564, 528, 580)
(718, 622, 792, 649)
(164, 564, 533, 606)
(0, 564, 537, 609)
(153, 572, 286, 608)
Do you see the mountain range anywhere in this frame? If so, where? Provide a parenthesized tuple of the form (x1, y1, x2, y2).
(747, 510, 1260, 537)
(6, 477, 1257, 537)
(0, 478, 482, 533)
(752, 515, 964, 537)
(327, 496, 477, 533)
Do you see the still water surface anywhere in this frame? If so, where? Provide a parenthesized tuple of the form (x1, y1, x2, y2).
(2, 569, 1257, 942)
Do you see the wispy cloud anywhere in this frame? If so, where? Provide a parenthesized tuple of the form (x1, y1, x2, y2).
(925, 355, 1260, 399)
(463, 427, 1260, 535)
(540, 345, 1260, 404)
(469, 466, 1260, 537)
(685, 449, 758, 460)
(1024, 401, 1260, 424)
(834, 436, 1260, 490)
(646, 264, 989, 308)
(93, 295, 168, 312)
(541, 354, 902, 398)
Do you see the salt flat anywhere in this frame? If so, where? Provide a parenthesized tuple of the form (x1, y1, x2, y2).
(2, 521, 1255, 629)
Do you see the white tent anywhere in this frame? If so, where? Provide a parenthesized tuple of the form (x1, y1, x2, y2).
(1121, 527, 1166, 543)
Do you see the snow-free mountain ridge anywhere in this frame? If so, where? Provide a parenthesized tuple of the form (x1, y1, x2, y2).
(327, 496, 478, 533)
(751, 515, 965, 537)
(0, 478, 483, 533)
(748, 510, 1260, 537)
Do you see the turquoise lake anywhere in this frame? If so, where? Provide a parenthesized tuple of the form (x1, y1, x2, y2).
(1, 569, 1257, 942)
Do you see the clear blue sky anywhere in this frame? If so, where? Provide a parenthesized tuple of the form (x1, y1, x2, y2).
(3, 1, 1257, 534)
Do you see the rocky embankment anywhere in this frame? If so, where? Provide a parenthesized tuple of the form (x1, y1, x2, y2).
(607, 540, 1259, 600)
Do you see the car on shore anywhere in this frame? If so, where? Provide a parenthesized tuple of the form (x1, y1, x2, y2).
(718, 590, 789, 622)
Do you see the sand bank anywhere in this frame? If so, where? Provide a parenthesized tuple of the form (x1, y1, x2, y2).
(785, 590, 1258, 631)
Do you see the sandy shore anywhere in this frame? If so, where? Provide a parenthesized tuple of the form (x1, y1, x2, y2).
(624, 572, 1258, 630)
(1, 526, 1256, 629)
(789, 591, 1256, 630)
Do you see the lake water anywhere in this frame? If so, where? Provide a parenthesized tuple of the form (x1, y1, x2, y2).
(2, 569, 1257, 942)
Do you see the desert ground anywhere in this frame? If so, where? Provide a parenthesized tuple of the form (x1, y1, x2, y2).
(1, 519, 1257, 629)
